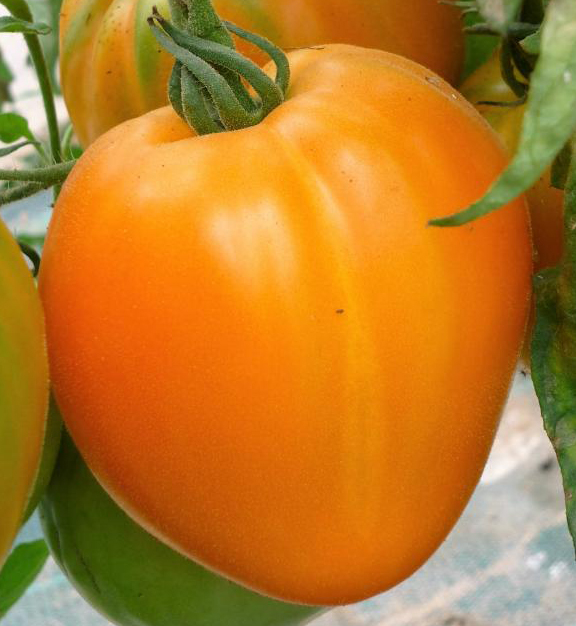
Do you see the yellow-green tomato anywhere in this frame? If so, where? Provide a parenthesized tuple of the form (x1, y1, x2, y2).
(0, 220, 49, 567)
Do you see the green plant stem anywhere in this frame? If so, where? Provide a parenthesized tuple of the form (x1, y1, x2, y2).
(187, 0, 233, 46)
(150, 0, 289, 136)
(0, 160, 75, 183)
(149, 22, 256, 129)
(161, 18, 283, 116)
(476, 96, 527, 107)
(464, 21, 539, 37)
(60, 124, 75, 159)
(509, 37, 535, 80)
(0, 181, 45, 206)
(500, 40, 528, 98)
(0, 0, 61, 168)
(157, 12, 256, 112)
(180, 65, 223, 134)
(223, 21, 290, 96)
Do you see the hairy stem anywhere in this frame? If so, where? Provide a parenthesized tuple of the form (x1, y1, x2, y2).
(0, 182, 46, 207)
(0, 160, 75, 183)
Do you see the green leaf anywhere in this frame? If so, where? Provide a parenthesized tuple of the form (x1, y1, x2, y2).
(0, 113, 34, 144)
(551, 141, 572, 189)
(0, 540, 49, 619)
(0, 49, 13, 83)
(0, 47, 13, 112)
(476, 0, 523, 33)
(15, 233, 47, 248)
(521, 29, 541, 54)
(461, 8, 500, 81)
(532, 139, 576, 559)
(0, 140, 37, 157)
(431, 0, 576, 226)
(0, 15, 50, 35)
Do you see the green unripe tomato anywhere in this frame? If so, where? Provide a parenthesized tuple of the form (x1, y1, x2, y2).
(40, 430, 322, 626)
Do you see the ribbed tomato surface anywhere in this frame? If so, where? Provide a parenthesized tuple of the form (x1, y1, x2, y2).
(41, 46, 531, 604)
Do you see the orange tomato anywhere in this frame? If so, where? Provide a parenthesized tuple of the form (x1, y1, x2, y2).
(40, 46, 531, 605)
(60, 0, 464, 145)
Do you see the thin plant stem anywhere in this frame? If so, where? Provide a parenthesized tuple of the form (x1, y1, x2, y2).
(0, 160, 75, 183)
(0, 0, 62, 175)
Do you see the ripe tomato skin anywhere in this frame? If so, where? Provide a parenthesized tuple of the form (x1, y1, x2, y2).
(461, 51, 564, 273)
(60, 0, 463, 146)
(0, 219, 49, 567)
(40, 46, 531, 605)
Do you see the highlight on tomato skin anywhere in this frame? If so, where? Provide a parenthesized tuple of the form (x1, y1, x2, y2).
(0, 220, 49, 569)
(59, 0, 464, 146)
(39, 45, 532, 606)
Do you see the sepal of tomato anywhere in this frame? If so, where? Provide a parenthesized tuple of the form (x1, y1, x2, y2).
(0, 219, 49, 568)
(40, 429, 321, 626)
(40, 46, 532, 605)
(59, 0, 463, 145)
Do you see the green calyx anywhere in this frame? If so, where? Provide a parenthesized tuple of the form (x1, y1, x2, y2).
(148, 0, 290, 135)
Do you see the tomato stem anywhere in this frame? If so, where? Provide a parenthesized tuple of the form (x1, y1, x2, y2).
(0, 160, 76, 207)
(0, 182, 45, 207)
(0, 161, 76, 184)
(148, 0, 289, 135)
(0, 161, 76, 206)
(167, 0, 186, 28)
(499, 40, 528, 99)
(186, 0, 234, 46)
